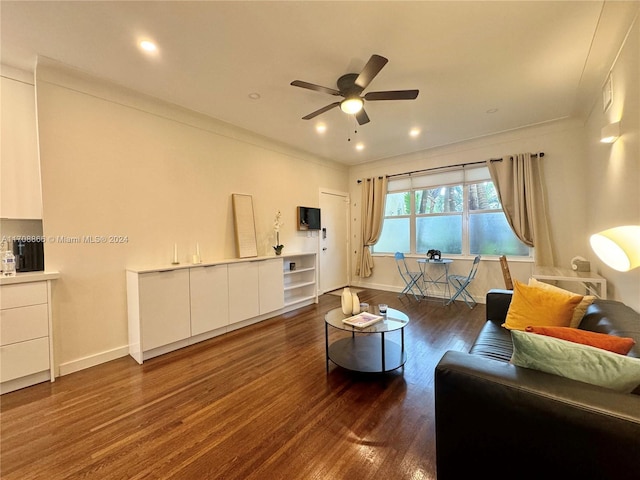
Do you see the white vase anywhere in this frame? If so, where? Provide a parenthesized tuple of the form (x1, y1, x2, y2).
(351, 292, 361, 314)
(341, 288, 353, 315)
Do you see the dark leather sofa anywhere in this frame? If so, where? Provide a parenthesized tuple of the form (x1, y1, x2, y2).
(435, 289, 640, 480)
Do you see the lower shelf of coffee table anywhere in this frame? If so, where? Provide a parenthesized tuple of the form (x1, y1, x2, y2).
(327, 336, 406, 373)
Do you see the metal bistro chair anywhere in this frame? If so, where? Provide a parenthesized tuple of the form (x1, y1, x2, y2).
(394, 252, 425, 301)
(446, 255, 481, 308)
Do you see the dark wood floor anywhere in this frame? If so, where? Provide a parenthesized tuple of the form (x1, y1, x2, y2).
(0, 289, 485, 480)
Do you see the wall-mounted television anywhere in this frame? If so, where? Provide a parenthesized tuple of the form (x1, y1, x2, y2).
(297, 206, 321, 230)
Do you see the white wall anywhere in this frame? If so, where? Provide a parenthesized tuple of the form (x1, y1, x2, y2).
(348, 17, 639, 312)
(348, 118, 588, 303)
(25, 15, 640, 376)
(585, 17, 639, 312)
(35, 63, 348, 375)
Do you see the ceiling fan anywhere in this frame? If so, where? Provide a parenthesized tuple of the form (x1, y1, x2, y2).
(290, 54, 419, 126)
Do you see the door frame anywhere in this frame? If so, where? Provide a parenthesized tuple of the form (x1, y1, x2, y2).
(318, 187, 351, 294)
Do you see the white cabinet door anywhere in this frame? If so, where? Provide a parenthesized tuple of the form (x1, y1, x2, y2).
(259, 259, 284, 314)
(228, 262, 259, 324)
(0, 76, 42, 219)
(190, 264, 229, 336)
(138, 269, 190, 351)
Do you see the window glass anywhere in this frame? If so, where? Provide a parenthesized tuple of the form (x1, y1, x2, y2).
(468, 182, 501, 211)
(469, 212, 529, 255)
(373, 173, 531, 258)
(415, 186, 463, 214)
(374, 217, 410, 253)
(416, 216, 462, 254)
(384, 192, 410, 216)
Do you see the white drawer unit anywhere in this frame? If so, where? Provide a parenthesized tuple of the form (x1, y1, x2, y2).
(1, 304, 49, 345)
(0, 273, 59, 394)
(0, 337, 50, 383)
(1, 281, 47, 309)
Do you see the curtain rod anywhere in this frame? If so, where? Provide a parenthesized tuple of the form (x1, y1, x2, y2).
(357, 152, 544, 183)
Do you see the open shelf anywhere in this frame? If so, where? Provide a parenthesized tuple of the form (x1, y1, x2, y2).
(282, 253, 318, 307)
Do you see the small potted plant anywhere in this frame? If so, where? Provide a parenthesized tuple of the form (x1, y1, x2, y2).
(273, 210, 284, 255)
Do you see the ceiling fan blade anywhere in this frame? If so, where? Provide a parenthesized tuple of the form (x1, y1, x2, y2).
(364, 90, 419, 101)
(291, 80, 341, 96)
(355, 108, 370, 125)
(302, 102, 340, 120)
(355, 54, 388, 90)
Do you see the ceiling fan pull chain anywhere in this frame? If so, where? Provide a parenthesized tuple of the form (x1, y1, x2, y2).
(347, 116, 359, 142)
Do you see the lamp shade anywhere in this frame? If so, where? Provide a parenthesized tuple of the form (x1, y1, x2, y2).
(600, 121, 621, 143)
(590, 225, 640, 272)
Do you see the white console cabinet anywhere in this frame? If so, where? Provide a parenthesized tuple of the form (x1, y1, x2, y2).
(0, 272, 59, 394)
(127, 254, 314, 364)
(228, 262, 260, 324)
(140, 270, 190, 350)
(227, 259, 284, 323)
(190, 264, 229, 336)
(258, 258, 285, 314)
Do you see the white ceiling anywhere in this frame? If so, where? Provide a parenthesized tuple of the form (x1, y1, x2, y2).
(1, 1, 638, 165)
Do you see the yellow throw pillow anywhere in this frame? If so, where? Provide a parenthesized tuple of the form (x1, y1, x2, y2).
(528, 278, 595, 328)
(503, 280, 584, 331)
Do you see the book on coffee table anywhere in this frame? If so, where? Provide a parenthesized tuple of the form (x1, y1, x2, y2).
(342, 312, 384, 329)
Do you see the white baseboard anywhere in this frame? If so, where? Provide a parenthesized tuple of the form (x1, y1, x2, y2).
(57, 345, 129, 377)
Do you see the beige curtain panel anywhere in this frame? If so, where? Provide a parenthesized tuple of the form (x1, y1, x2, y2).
(356, 176, 388, 278)
(488, 153, 554, 266)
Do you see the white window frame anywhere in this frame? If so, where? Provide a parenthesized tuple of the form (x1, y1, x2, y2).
(373, 166, 533, 259)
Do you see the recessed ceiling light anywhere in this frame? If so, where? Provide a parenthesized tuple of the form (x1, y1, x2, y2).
(409, 128, 421, 137)
(486, 108, 499, 114)
(248, 92, 261, 100)
(316, 123, 327, 134)
(355, 143, 365, 151)
(139, 40, 158, 53)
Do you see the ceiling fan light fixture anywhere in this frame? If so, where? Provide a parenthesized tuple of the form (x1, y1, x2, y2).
(340, 97, 364, 114)
(139, 40, 158, 53)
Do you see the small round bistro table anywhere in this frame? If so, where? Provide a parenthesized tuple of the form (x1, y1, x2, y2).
(324, 306, 410, 373)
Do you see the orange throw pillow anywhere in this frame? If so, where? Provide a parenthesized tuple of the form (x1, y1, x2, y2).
(526, 326, 636, 355)
(502, 280, 583, 331)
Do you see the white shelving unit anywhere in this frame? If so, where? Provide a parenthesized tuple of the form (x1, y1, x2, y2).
(282, 253, 318, 307)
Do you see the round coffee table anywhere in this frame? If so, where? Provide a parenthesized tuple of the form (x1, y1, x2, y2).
(324, 306, 409, 373)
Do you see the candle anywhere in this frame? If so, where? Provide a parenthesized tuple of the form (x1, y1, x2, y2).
(196, 242, 200, 257)
(173, 243, 179, 264)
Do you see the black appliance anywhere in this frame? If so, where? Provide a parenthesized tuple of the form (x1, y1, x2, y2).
(13, 240, 44, 272)
(297, 206, 321, 230)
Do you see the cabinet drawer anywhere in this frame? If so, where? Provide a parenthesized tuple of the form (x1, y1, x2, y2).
(0, 304, 49, 346)
(1, 282, 48, 309)
(0, 337, 50, 382)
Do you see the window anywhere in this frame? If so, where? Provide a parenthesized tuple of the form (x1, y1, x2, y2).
(373, 166, 531, 257)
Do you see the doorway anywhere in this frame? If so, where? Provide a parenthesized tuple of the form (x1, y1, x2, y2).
(319, 189, 350, 293)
